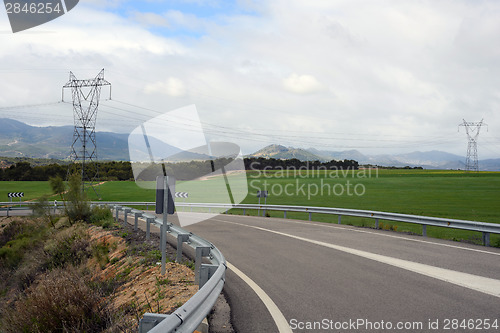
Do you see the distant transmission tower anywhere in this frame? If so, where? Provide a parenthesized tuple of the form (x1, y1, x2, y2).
(459, 119, 487, 172)
(62, 69, 111, 197)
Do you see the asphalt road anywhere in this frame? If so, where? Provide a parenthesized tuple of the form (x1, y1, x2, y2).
(181, 213, 500, 333)
(0, 207, 33, 216)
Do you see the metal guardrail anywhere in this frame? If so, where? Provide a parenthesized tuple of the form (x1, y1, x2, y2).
(173, 202, 500, 247)
(108, 204, 226, 333)
(2, 201, 499, 246)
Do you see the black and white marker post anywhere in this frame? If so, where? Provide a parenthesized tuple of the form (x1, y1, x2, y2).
(7, 192, 24, 217)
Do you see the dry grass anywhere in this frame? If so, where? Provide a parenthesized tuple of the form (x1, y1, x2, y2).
(2, 267, 114, 333)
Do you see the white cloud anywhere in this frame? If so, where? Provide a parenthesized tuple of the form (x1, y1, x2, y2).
(144, 78, 187, 97)
(130, 12, 169, 28)
(282, 73, 324, 95)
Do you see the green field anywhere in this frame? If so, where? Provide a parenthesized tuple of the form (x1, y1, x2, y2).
(0, 181, 54, 202)
(1, 169, 499, 246)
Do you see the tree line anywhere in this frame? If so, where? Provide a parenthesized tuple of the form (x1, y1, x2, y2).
(244, 157, 359, 170)
(0, 157, 359, 181)
(0, 161, 133, 181)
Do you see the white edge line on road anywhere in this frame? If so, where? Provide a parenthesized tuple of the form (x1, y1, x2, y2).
(226, 262, 293, 333)
(217, 219, 500, 299)
(232, 214, 500, 257)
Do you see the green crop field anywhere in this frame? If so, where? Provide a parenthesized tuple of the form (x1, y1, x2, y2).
(1, 169, 499, 246)
(0, 181, 54, 202)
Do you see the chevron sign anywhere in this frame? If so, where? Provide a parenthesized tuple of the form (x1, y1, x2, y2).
(8, 192, 24, 198)
(175, 192, 188, 199)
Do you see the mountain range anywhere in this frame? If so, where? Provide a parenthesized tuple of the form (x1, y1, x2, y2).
(248, 144, 500, 171)
(1, 119, 499, 170)
(0, 118, 130, 160)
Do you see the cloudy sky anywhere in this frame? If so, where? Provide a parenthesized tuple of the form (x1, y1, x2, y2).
(0, 0, 499, 158)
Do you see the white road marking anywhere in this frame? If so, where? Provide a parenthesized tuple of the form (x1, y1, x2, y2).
(217, 219, 500, 298)
(227, 262, 293, 333)
(232, 214, 500, 256)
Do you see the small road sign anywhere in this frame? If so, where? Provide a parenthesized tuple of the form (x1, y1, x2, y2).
(257, 191, 268, 198)
(8, 192, 24, 198)
(175, 192, 189, 198)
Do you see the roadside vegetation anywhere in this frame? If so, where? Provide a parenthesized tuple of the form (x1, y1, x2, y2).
(0, 174, 196, 332)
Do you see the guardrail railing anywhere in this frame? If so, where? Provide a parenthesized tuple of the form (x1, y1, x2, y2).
(3, 201, 498, 247)
(103, 204, 226, 333)
(173, 202, 500, 247)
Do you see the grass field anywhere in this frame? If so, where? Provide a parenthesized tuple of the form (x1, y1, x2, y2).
(1, 169, 499, 246)
(0, 181, 54, 202)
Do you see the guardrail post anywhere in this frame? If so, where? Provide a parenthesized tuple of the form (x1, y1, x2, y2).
(176, 234, 190, 263)
(309, 212, 312, 221)
(243, 208, 246, 215)
(338, 215, 341, 224)
(483, 232, 490, 247)
(375, 218, 379, 229)
(146, 217, 155, 241)
(195, 247, 211, 285)
(422, 225, 427, 237)
(139, 313, 169, 333)
(123, 208, 132, 228)
(199, 264, 218, 288)
(115, 206, 120, 222)
(284, 211, 287, 219)
(134, 211, 142, 231)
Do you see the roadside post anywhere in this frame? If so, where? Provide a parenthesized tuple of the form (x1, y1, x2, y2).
(257, 190, 268, 217)
(7, 192, 24, 217)
(156, 175, 176, 275)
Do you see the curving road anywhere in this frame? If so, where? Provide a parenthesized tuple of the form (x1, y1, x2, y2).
(181, 213, 500, 333)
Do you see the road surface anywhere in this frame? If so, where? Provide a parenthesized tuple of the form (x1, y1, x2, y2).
(181, 213, 500, 333)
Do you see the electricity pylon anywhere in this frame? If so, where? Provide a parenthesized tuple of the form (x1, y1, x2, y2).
(459, 119, 486, 172)
(62, 69, 111, 197)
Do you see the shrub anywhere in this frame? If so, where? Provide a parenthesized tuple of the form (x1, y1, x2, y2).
(65, 173, 91, 224)
(32, 195, 56, 228)
(1, 267, 113, 332)
(92, 238, 114, 268)
(0, 219, 49, 269)
(43, 224, 91, 270)
(0, 220, 24, 248)
(90, 206, 115, 229)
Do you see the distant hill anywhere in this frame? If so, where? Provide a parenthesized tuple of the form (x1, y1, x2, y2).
(249, 144, 325, 161)
(249, 144, 500, 171)
(307, 148, 367, 162)
(0, 118, 130, 160)
(0, 118, 214, 162)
